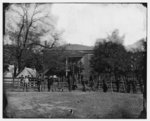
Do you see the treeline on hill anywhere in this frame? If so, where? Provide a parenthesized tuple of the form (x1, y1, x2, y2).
(90, 30, 146, 94)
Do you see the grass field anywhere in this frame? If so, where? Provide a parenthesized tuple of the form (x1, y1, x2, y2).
(5, 91, 143, 118)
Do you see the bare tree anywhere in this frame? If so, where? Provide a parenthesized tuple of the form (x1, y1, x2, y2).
(5, 3, 60, 75)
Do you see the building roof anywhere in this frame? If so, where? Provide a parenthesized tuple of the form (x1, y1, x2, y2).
(17, 67, 37, 78)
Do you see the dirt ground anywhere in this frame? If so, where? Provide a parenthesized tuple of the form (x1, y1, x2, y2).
(5, 91, 143, 118)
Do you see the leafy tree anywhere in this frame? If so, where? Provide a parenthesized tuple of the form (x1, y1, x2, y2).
(42, 47, 66, 76)
(3, 44, 16, 65)
(126, 39, 146, 92)
(5, 3, 60, 75)
(107, 29, 125, 45)
(128, 40, 147, 118)
(22, 49, 43, 72)
(91, 30, 128, 92)
(139, 40, 147, 117)
(91, 29, 146, 94)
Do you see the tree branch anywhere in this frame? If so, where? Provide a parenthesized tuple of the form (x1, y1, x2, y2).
(10, 8, 24, 17)
(27, 42, 55, 49)
(32, 14, 50, 23)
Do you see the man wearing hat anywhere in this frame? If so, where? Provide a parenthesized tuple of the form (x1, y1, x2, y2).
(47, 76, 53, 91)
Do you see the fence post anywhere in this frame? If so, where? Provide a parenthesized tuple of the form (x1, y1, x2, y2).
(110, 73, 113, 92)
(13, 77, 15, 87)
(122, 76, 126, 93)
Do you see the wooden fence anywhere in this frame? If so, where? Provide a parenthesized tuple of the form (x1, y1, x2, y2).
(3, 76, 143, 93)
(4, 77, 36, 87)
(3, 77, 68, 91)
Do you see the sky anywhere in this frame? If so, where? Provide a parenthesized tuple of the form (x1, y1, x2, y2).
(4, 3, 146, 47)
(50, 3, 146, 46)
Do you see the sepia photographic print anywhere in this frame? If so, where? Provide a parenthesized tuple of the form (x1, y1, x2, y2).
(3, 2, 147, 119)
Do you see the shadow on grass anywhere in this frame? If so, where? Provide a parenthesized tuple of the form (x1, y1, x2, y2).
(138, 109, 146, 119)
(102, 108, 143, 119)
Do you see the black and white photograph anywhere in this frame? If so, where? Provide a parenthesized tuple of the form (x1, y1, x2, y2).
(3, 2, 147, 119)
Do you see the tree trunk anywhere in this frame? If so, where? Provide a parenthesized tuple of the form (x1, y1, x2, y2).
(114, 73, 120, 92)
(81, 75, 86, 92)
(143, 70, 146, 118)
(13, 65, 17, 77)
(18, 58, 21, 73)
(102, 79, 108, 92)
(67, 75, 71, 92)
(96, 74, 100, 90)
(138, 76, 144, 93)
(122, 75, 126, 93)
(110, 73, 113, 92)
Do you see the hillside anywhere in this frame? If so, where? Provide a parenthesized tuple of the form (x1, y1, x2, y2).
(64, 44, 93, 51)
(125, 39, 146, 51)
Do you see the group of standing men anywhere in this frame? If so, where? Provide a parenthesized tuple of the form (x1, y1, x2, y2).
(20, 75, 30, 91)
(37, 74, 54, 92)
(19, 74, 54, 92)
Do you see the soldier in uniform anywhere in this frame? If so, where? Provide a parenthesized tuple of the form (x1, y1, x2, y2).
(47, 76, 53, 92)
(37, 74, 42, 92)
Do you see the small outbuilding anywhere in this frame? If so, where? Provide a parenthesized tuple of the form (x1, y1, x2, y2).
(17, 67, 38, 78)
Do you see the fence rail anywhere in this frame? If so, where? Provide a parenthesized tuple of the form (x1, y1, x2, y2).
(3, 77, 38, 89)
(3, 77, 143, 93)
(3, 77, 69, 91)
